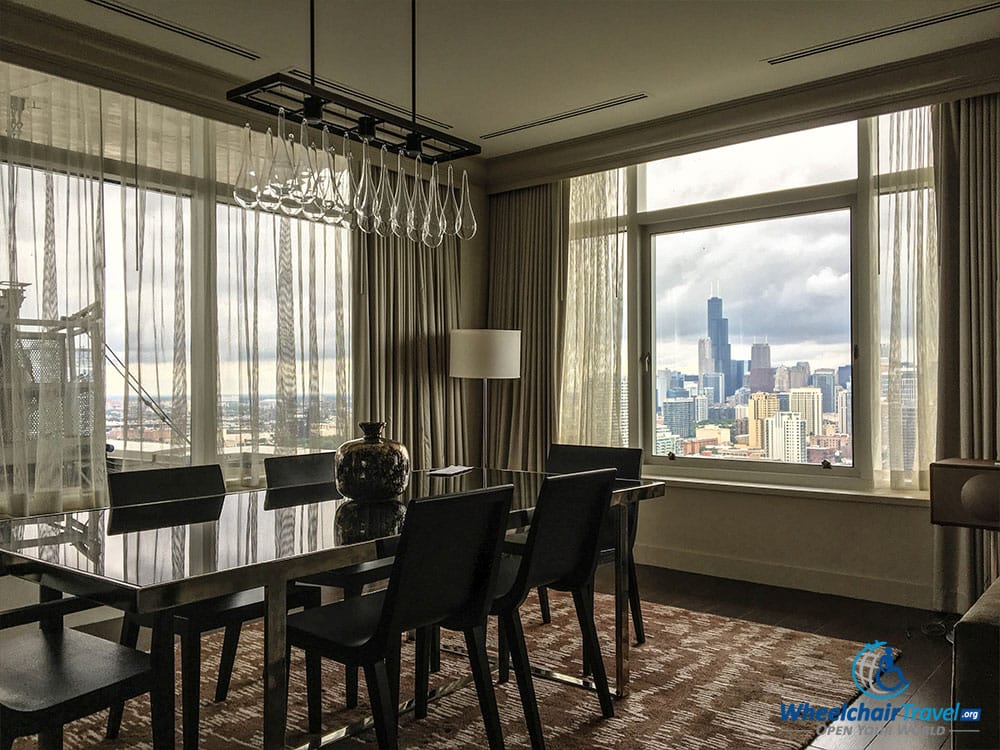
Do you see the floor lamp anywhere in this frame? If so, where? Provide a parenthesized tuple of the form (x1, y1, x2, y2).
(449, 329, 521, 469)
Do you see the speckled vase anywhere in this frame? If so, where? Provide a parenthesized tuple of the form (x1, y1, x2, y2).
(335, 421, 411, 501)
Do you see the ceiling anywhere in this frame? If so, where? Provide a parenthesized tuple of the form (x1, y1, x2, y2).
(10, 0, 1000, 158)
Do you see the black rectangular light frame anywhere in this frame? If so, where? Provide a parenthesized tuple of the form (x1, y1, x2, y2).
(227, 72, 481, 162)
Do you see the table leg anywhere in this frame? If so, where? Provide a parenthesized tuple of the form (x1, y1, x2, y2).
(263, 581, 288, 749)
(150, 611, 176, 750)
(614, 502, 630, 698)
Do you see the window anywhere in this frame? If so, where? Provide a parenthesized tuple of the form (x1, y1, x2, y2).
(621, 111, 933, 488)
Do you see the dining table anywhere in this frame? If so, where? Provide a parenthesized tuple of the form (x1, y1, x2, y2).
(0, 467, 665, 749)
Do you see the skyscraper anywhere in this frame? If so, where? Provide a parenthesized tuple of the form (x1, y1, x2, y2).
(703, 372, 725, 406)
(765, 411, 807, 463)
(837, 385, 852, 435)
(663, 397, 696, 438)
(707, 295, 734, 397)
(749, 342, 774, 393)
(812, 368, 836, 412)
(747, 391, 780, 449)
(789, 387, 823, 437)
(698, 338, 713, 384)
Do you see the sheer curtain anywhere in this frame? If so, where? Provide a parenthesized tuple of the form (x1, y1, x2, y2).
(216, 123, 353, 487)
(933, 93, 1000, 613)
(102, 97, 195, 469)
(875, 107, 938, 491)
(1, 65, 106, 517)
(558, 169, 626, 446)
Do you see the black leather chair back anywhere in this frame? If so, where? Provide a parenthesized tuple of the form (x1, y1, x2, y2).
(264, 452, 336, 488)
(377, 485, 513, 639)
(545, 444, 642, 479)
(107, 464, 226, 507)
(514, 468, 616, 598)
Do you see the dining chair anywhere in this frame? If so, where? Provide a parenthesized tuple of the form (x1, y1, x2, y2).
(416, 468, 617, 750)
(264, 451, 397, 708)
(1, 589, 155, 750)
(286, 484, 514, 750)
(105, 464, 321, 749)
(535, 444, 646, 644)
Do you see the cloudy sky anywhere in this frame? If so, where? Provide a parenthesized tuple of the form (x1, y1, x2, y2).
(643, 121, 857, 376)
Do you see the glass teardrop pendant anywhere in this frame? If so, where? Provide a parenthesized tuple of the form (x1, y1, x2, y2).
(406, 155, 426, 243)
(442, 164, 459, 236)
(339, 136, 358, 228)
(354, 140, 374, 232)
(390, 151, 410, 238)
(456, 169, 477, 240)
(300, 144, 326, 222)
(422, 162, 445, 248)
(233, 124, 259, 209)
(319, 128, 344, 225)
(372, 146, 393, 237)
(263, 109, 298, 212)
(257, 128, 281, 212)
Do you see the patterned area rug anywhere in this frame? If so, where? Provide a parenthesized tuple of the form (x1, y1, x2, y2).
(26, 592, 868, 749)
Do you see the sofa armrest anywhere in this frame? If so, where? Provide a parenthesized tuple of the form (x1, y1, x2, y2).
(953, 577, 1000, 749)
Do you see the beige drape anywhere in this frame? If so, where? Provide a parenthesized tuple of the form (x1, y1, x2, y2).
(487, 183, 565, 471)
(558, 169, 627, 447)
(933, 93, 1000, 613)
(354, 232, 466, 470)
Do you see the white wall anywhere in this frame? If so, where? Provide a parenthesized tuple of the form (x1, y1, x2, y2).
(634, 483, 934, 609)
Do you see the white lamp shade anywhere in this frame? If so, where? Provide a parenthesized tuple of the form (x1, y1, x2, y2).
(449, 329, 521, 379)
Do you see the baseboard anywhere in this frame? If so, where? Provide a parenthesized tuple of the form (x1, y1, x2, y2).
(634, 543, 934, 610)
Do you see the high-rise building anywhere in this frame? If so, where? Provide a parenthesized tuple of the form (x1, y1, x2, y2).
(837, 385, 852, 435)
(694, 393, 709, 423)
(749, 342, 774, 393)
(812, 368, 836, 412)
(655, 369, 671, 413)
(790, 362, 811, 388)
(837, 365, 852, 388)
(703, 372, 725, 405)
(663, 397, 696, 438)
(774, 365, 790, 392)
(707, 295, 734, 397)
(747, 391, 780, 449)
(619, 377, 629, 447)
(698, 338, 713, 383)
(789, 387, 823, 437)
(655, 426, 683, 456)
(765, 411, 807, 463)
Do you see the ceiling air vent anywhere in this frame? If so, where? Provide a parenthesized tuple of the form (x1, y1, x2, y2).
(287, 69, 453, 131)
(480, 92, 649, 140)
(766, 1, 1000, 64)
(83, 0, 260, 61)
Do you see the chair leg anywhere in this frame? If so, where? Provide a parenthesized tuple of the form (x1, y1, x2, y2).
(628, 556, 645, 645)
(497, 616, 510, 684)
(387, 635, 402, 716)
(464, 625, 505, 750)
(305, 650, 323, 734)
(536, 586, 551, 624)
(572, 585, 614, 719)
(581, 585, 595, 676)
(500, 609, 545, 750)
(214, 623, 241, 702)
(107, 614, 142, 738)
(343, 583, 362, 708)
(430, 624, 441, 673)
(181, 630, 202, 749)
(414, 627, 431, 720)
(38, 725, 63, 750)
(364, 660, 399, 750)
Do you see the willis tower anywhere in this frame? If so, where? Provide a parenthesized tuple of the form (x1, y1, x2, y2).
(707, 295, 741, 398)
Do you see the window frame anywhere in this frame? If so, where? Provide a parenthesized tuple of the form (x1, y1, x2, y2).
(627, 119, 880, 491)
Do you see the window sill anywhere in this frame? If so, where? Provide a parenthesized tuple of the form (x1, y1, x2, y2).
(640, 471, 928, 508)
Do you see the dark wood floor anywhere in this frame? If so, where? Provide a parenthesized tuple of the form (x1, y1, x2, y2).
(593, 564, 956, 750)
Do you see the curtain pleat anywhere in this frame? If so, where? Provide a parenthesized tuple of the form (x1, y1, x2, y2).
(487, 183, 564, 471)
(355, 230, 465, 470)
(932, 93, 1000, 613)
